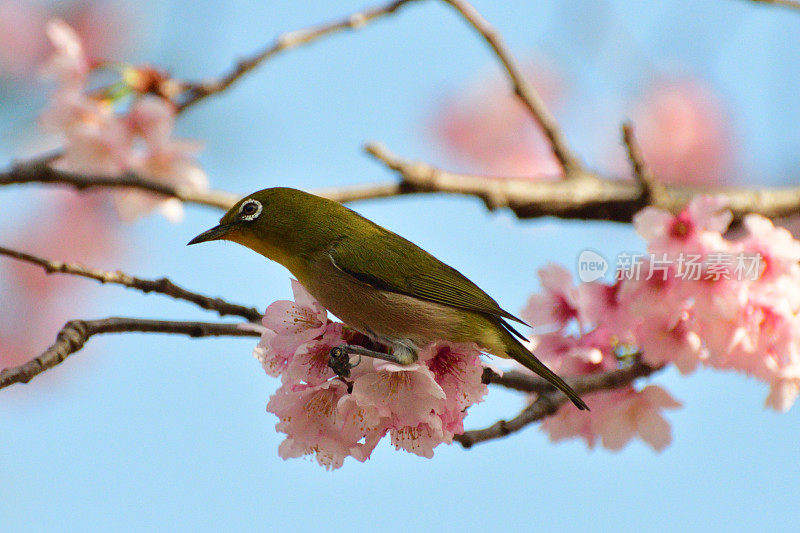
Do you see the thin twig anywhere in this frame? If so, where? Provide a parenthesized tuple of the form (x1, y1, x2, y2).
(364, 142, 800, 222)
(0, 246, 262, 321)
(438, 0, 583, 174)
(0, 317, 261, 390)
(178, 0, 420, 111)
(621, 122, 667, 206)
(455, 360, 660, 448)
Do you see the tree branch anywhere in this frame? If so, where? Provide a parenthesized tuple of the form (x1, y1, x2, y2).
(481, 366, 554, 394)
(455, 360, 661, 448)
(178, 0, 421, 111)
(364, 142, 800, 222)
(0, 317, 261, 390)
(8, 141, 800, 224)
(179, 0, 583, 174)
(0, 246, 262, 321)
(437, 0, 583, 175)
(0, 155, 240, 210)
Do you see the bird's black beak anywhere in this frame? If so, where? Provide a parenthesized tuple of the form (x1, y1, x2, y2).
(187, 223, 237, 245)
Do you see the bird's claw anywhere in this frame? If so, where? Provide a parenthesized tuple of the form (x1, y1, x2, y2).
(328, 345, 361, 378)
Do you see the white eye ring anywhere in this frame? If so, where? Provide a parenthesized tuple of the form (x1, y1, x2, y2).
(239, 199, 263, 221)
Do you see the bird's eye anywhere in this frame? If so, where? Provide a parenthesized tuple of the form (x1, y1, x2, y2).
(239, 199, 262, 221)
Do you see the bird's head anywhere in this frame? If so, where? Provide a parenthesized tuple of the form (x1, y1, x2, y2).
(187, 187, 346, 269)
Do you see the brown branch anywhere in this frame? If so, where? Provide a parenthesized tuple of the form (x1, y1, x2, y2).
(0, 152, 420, 208)
(0, 246, 262, 321)
(178, 0, 420, 111)
(0, 156, 240, 210)
(364, 142, 800, 223)
(481, 366, 554, 394)
(0, 317, 261, 390)
(748, 0, 800, 11)
(438, 0, 583, 175)
(8, 141, 800, 224)
(455, 360, 661, 448)
(621, 122, 667, 207)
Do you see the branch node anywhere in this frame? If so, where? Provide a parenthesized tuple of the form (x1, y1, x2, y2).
(621, 121, 668, 207)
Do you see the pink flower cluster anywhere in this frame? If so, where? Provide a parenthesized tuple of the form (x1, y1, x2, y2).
(525, 196, 800, 450)
(253, 280, 487, 469)
(40, 19, 207, 222)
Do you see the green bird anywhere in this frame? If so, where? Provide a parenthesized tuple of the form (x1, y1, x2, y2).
(188, 187, 589, 410)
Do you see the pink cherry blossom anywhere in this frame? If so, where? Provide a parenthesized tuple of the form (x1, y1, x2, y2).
(351, 360, 446, 427)
(594, 385, 682, 452)
(541, 388, 631, 449)
(1, 2, 133, 84)
(422, 342, 487, 410)
(252, 280, 507, 466)
(765, 376, 800, 413)
(421, 342, 488, 438)
(522, 263, 581, 331)
(739, 214, 800, 284)
(116, 138, 208, 222)
(53, 111, 133, 177)
(388, 418, 445, 458)
(636, 309, 705, 374)
(261, 279, 328, 358)
(268, 380, 383, 470)
(283, 323, 344, 386)
(633, 195, 731, 257)
(253, 329, 285, 377)
(543, 385, 681, 452)
(530, 330, 613, 374)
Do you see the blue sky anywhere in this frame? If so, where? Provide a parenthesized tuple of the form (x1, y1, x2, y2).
(2, 1, 799, 531)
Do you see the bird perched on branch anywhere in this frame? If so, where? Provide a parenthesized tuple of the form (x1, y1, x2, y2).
(188, 187, 588, 410)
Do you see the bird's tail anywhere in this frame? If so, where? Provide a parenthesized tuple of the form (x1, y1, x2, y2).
(501, 326, 589, 411)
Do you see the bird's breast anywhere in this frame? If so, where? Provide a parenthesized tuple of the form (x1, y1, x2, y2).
(292, 259, 465, 349)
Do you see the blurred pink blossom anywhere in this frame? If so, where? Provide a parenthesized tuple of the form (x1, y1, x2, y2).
(429, 58, 565, 178)
(594, 385, 682, 451)
(0, 1, 133, 82)
(1, 190, 123, 369)
(628, 79, 735, 185)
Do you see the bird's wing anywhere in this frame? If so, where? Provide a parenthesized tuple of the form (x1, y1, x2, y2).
(327, 231, 529, 326)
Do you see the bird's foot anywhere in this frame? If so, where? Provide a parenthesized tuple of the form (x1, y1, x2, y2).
(328, 344, 418, 378)
(328, 345, 360, 378)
